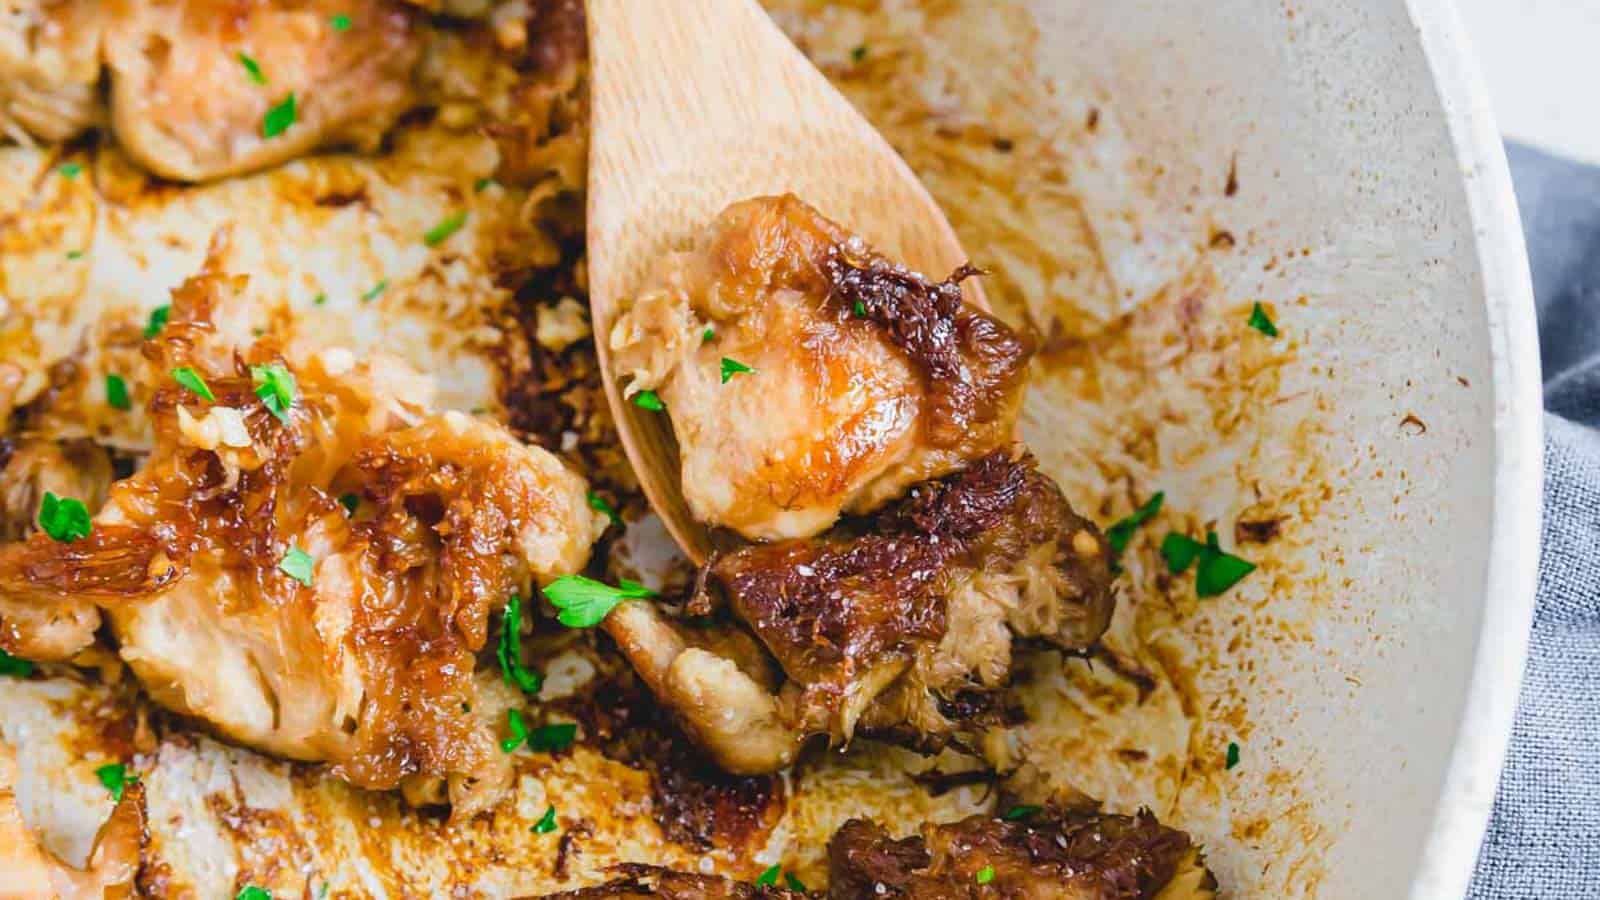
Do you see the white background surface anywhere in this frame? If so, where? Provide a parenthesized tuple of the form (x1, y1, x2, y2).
(1457, 0, 1600, 163)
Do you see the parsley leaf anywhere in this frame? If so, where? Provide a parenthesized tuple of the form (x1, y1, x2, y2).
(532, 805, 558, 834)
(329, 13, 352, 31)
(785, 873, 807, 892)
(474, 177, 496, 192)
(0, 648, 33, 678)
(587, 491, 622, 528)
(263, 93, 296, 138)
(38, 492, 91, 543)
(424, 211, 468, 247)
(338, 493, 360, 515)
(502, 708, 529, 753)
(702, 326, 715, 343)
(720, 357, 755, 384)
(66, 249, 84, 260)
(144, 305, 171, 339)
(250, 364, 297, 424)
(58, 162, 82, 179)
(851, 44, 868, 62)
(1104, 492, 1163, 554)
(361, 279, 387, 302)
(106, 374, 131, 411)
(278, 547, 314, 587)
(312, 292, 327, 307)
(631, 389, 664, 411)
(527, 722, 578, 753)
(976, 865, 996, 884)
(543, 575, 656, 629)
(237, 887, 272, 900)
(1195, 531, 1256, 597)
(853, 299, 867, 317)
(755, 865, 781, 887)
(496, 594, 543, 695)
(238, 52, 266, 85)
(1225, 741, 1241, 770)
(1002, 804, 1041, 821)
(172, 367, 215, 401)
(95, 763, 136, 802)
(1247, 302, 1279, 337)
(1160, 532, 1205, 573)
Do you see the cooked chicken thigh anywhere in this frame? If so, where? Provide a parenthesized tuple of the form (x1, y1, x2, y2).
(0, 740, 144, 900)
(605, 450, 1114, 774)
(609, 195, 1033, 541)
(0, 261, 604, 805)
(0, 1, 104, 144)
(537, 864, 805, 899)
(104, 0, 423, 181)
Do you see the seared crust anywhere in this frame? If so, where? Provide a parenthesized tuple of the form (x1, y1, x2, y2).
(533, 863, 806, 899)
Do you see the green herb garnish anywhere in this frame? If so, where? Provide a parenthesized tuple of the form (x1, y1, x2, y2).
(785, 873, 807, 892)
(532, 805, 558, 834)
(66, 249, 83, 260)
(361, 279, 388, 302)
(853, 300, 867, 317)
(1105, 492, 1163, 554)
(851, 44, 868, 62)
(338, 493, 359, 515)
(543, 575, 656, 629)
(631, 389, 664, 411)
(38, 492, 91, 543)
(144, 305, 171, 339)
(312, 293, 327, 307)
(502, 708, 529, 753)
(755, 865, 781, 887)
(95, 763, 136, 802)
(423, 211, 468, 247)
(1247, 302, 1278, 337)
(527, 722, 578, 753)
(1160, 531, 1255, 597)
(1160, 532, 1205, 573)
(0, 648, 34, 678)
(278, 547, 314, 587)
(237, 887, 272, 900)
(474, 177, 496, 192)
(976, 865, 996, 885)
(106, 374, 131, 411)
(262, 93, 296, 138)
(496, 594, 543, 695)
(58, 162, 82, 179)
(329, 13, 352, 31)
(1002, 804, 1041, 821)
(238, 52, 267, 85)
(720, 357, 755, 384)
(171, 367, 215, 401)
(702, 326, 715, 343)
(250, 364, 296, 424)
(1225, 741, 1241, 770)
(587, 491, 622, 528)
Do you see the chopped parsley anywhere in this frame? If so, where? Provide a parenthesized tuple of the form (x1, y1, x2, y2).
(423, 211, 468, 247)
(171, 367, 215, 401)
(1225, 741, 1241, 770)
(237, 887, 272, 900)
(65, 249, 83, 260)
(94, 763, 136, 802)
(702, 326, 715, 343)
(58, 161, 82, 179)
(361, 279, 388, 302)
(527, 722, 578, 753)
(631, 389, 664, 411)
(496, 594, 543, 695)
(543, 575, 656, 629)
(38, 492, 91, 543)
(851, 44, 868, 62)
(329, 13, 352, 31)
(278, 547, 314, 587)
(0, 648, 33, 678)
(755, 865, 781, 887)
(976, 865, 996, 885)
(262, 93, 296, 139)
(312, 292, 327, 307)
(587, 491, 622, 528)
(474, 177, 496, 192)
(1160, 531, 1256, 597)
(1001, 804, 1041, 821)
(853, 299, 867, 317)
(532, 805, 558, 834)
(251, 364, 297, 424)
(785, 873, 807, 892)
(105, 374, 131, 411)
(1247, 302, 1278, 337)
(144, 305, 171, 339)
(1105, 491, 1163, 554)
(237, 52, 266, 85)
(720, 357, 755, 383)
(502, 708, 530, 753)
(338, 493, 360, 515)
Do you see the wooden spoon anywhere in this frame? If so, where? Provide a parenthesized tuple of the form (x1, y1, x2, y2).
(586, 0, 988, 565)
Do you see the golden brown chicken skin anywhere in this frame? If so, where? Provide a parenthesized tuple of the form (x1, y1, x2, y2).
(609, 195, 1032, 542)
(604, 450, 1114, 774)
(0, 258, 603, 808)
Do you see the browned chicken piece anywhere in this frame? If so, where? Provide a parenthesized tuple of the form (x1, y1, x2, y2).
(609, 194, 1033, 541)
(0, 440, 113, 543)
(0, 1, 105, 144)
(0, 259, 604, 809)
(826, 807, 1217, 900)
(0, 740, 145, 900)
(534, 864, 806, 899)
(103, 0, 423, 182)
(605, 450, 1114, 774)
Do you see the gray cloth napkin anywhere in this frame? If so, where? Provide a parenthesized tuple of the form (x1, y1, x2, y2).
(1469, 143, 1600, 898)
